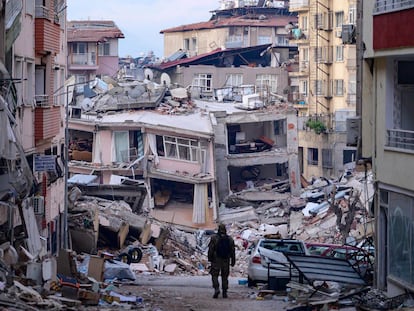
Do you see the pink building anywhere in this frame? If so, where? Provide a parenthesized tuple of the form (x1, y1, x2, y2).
(67, 20, 124, 91)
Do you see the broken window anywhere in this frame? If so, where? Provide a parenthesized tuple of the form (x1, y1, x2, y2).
(225, 74, 243, 87)
(157, 135, 203, 163)
(193, 73, 212, 93)
(343, 149, 356, 164)
(256, 74, 277, 92)
(322, 148, 333, 168)
(307, 147, 318, 166)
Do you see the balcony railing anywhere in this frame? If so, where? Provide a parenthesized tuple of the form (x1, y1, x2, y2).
(374, 0, 414, 14)
(290, 0, 309, 10)
(386, 129, 414, 151)
(35, 5, 50, 19)
(71, 53, 97, 66)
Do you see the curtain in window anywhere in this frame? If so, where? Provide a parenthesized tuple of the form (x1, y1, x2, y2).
(137, 131, 144, 157)
(192, 183, 208, 224)
(113, 131, 129, 163)
(144, 133, 159, 165)
(92, 132, 101, 164)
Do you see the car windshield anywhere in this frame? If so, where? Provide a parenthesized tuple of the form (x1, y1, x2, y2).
(259, 240, 304, 254)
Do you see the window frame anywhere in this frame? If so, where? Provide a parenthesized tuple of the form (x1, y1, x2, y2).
(307, 147, 319, 166)
(159, 135, 203, 163)
(193, 73, 213, 92)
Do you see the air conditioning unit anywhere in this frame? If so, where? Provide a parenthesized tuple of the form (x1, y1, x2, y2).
(346, 117, 361, 146)
(33, 196, 45, 215)
(342, 24, 356, 44)
(335, 30, 342, 38)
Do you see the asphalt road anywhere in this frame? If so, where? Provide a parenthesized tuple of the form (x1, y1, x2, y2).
(100, 274, 292, 311)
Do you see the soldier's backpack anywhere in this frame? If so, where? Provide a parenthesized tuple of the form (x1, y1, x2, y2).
(216, 235, 231, 259)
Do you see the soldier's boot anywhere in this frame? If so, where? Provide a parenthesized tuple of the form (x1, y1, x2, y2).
(222, 290, 228, 298)
(213, 289, 220, 299)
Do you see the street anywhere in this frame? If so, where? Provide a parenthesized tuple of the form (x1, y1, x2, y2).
(84, 275, 291, 311)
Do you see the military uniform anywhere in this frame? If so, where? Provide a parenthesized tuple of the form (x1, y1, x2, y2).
(208, 224, 236, 298)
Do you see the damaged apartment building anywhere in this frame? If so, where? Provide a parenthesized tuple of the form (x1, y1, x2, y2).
(66, 0, 302, 229)
(0, 0, 67, 259)
(67, 66, 300, 229)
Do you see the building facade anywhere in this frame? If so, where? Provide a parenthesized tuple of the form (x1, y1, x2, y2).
(361, 0, 414, 296)
(289, 0, 358, 180)
(160, 1, 296, 58)
(67, 20, 124, 92)
(1, 0, 67, 255)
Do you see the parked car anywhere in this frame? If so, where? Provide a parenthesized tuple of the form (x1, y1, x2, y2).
(247, 238, 309, 287)
(305, 242, 375, 283)
(305, 242, 359, 260)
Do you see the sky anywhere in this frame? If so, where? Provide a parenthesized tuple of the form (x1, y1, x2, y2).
(67, 0, 220, 58)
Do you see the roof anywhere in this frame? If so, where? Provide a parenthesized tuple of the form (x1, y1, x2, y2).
(160, 15, 297, 33)
(67, 20, 125, 43)
(78, 110, 214, 137)
(154, 44, 273, 70)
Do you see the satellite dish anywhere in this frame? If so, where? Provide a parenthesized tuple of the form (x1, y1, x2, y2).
(144, 68, 154, 81)
(160, 72, 171, 87)
(80, 98, 92, 111)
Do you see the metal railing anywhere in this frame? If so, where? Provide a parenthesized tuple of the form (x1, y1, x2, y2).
(374, 0, 414, 14)
(290, 0, 309, 10)
(71, 53, 96, 66)
(386, 129, 414, 151)
(35, 94, 50, 107)
(35, 5, 50, 19)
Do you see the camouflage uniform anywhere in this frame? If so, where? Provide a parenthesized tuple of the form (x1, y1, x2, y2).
(208, 224, 236, 298)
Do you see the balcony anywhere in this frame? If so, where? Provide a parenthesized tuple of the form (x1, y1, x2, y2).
(374, 0, 414, 14)
(289, 0, 309, 12)
(373, 6, 414, 50)
(69, 52, 98, 70)
(34, 104, 61, 145)
(386, 129, 414, 151)
(35, 5, 60, 54)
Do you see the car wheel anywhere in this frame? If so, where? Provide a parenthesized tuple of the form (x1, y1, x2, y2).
(247, 277, 256, 287)
(128, 247, 143, 263)
(117, 252, 131, 264)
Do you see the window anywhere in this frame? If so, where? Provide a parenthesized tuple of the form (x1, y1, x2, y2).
(184, 38, 190, 51)
(343, 150, 356, 164)
(225, 74, 243, 86)
(335, 11, 344, 28)
(301, 80, 308, 96)
(98, 42, 110, 56)
(157, 135, 203, 162)
(315, 47, 322, 62)
(348, 80, 356, 95)
(334, 79, 344, 96)
(274, 119, 286, 135)
(256, 74, 277, 92)
(322, 149, 333, 168)
(386, 191, 414, 286)
(315, 80, 323, 96)
(114, 131, 129, 163)
(336, 45, 344, 62)
(314, 13, 324, 29)
(72, 42, 86, 54)
(308, 148, 318, 165)
(303, 48, 309, 62)
(349, 5, 356, 24)
(75, 75, 87, 93)
(192, 38, 197, 50)
(193, 73, 212, 92)
(301, 15, 308, 31)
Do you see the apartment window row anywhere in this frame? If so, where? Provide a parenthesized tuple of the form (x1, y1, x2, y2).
(193, 73, 279, 93)
(307, 148, 356, 166)
(313, 79, 345, 96)
(374, 0, 414, 14)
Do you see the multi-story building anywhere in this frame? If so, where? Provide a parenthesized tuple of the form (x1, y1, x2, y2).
(361, 0, 414, 296)
(0, 0, 67, 255)
(160, 1, 297, 58)
(289, 0, 358, 179)
(67, 20, 124, 91)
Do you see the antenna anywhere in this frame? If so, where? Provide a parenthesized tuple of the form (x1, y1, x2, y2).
(160, 73, 171, 87)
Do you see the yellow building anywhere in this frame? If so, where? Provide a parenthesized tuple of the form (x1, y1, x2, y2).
(160, 3, 297, 58)
(289, 0, 358, 180)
